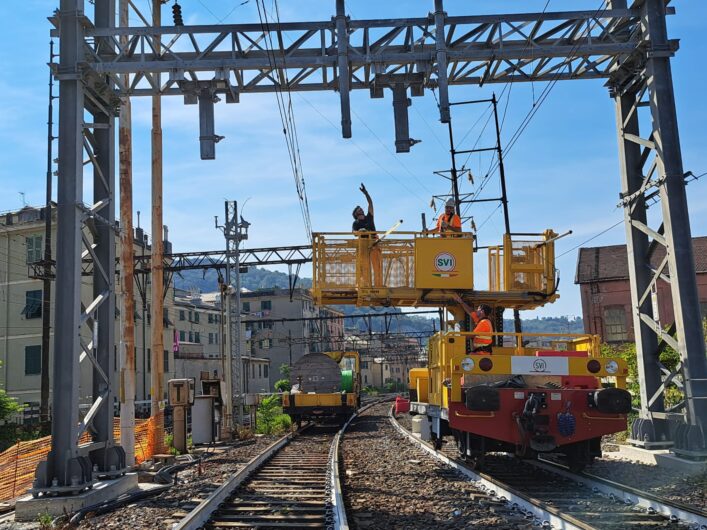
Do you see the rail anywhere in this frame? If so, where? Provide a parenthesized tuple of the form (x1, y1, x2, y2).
(388, 406, 588, 530)
(389, 409, 707, 530)
(176, 399, 389, 530)
(174, 429, 297, 530)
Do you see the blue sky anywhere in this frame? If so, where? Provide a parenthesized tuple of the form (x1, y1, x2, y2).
(1, 1, 705, 318)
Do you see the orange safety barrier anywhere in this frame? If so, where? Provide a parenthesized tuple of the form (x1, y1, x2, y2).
(0, 416, 163, 505)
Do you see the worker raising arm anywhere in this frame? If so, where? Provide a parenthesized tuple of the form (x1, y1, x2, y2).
(352, 183, 377, 233)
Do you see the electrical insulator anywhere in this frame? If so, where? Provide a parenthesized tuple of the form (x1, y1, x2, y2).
(172, 2, 184, 26)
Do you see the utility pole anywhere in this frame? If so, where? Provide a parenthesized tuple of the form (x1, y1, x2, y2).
(118, 0, 136, 466)
(40, 39, 56, 425)
(490, 93, 522, 335)
(216, 202, 249, 433)
(288, 329, 293, 368)
(217, 273, 231, 439)
(225, 202, 248, 427)
(149, 0, 165, 453)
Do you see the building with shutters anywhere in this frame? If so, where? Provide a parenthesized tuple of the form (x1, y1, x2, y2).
(575, 237, 707, 343)
(0, 205, 177, 418)
(241, 288, 344, 390)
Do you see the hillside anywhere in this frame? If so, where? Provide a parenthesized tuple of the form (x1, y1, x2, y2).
(174, 268, 584, 336)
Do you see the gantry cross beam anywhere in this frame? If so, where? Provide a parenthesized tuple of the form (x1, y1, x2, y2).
(28, 244, 312, 278)
(40, 0, 706, 498)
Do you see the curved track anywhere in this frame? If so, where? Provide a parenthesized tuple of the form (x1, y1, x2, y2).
(391, 409, 707, 530)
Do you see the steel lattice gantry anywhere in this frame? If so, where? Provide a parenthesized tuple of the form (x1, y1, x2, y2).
(42, 0, 705, 496)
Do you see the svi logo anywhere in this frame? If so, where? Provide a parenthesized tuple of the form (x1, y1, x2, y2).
(532, 359, 548, 372)
(434, 252, 456, 272)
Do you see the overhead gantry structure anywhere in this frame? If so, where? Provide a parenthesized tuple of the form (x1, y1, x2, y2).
(41, 0, 705, 497)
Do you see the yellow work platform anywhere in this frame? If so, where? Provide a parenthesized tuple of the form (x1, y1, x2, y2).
(311, 230, 558, 310)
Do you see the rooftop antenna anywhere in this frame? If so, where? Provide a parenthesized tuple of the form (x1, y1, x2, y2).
(19, 192, 27, 206)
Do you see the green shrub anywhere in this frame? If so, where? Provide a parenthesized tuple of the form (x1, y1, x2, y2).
(255, 395, 291, 435)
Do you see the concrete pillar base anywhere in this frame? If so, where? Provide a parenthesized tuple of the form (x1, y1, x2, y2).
(14, 473, 138, 522)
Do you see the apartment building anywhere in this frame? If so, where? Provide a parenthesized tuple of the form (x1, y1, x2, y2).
(172, 289, 270, 393)
(172, 342, 270, 395)
(350, 333, 427, 389)
(0, 205, 176, 415)
(241, 288, 344, 389)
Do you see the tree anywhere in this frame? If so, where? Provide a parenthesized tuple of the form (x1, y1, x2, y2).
(0, 361, 21, 422)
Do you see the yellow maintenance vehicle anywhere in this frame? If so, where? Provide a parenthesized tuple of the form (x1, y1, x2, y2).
(311, 229, 630, 471)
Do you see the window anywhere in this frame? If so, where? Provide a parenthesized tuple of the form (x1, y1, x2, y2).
(22, 290, 42, 319)
(163, 350, 169, 371)
(364, 375, 368, 384)
(243, 302, 250, 312)
(208, 314, 213, 324)
(189, 331, 194, 342)
(195, 332, 200, 343)
(252, 363, 255, 378)
(179, 310, 185, 321)
(194, 312, 200, 324)
(179, 330, 186, 341)
(604, 306, 628, 342)
(261, 300, 272, 311)
(264, 364, 268, 378)
(208, 333, 214, 345)
(215, 333, 219, 344)
(147, 348, 151, 371)
(25, 345, 41, 375)
(262, 321, 273, 330)
(261, 338, 272, 349)
(26, 235, 42, 264)
(361, 361, 368, 369)
(188, 310, 193, 322)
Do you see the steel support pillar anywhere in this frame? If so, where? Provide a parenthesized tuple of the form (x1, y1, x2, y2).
(615, 89, 669, 446)
(90, 17, 121, 474)
(611, 0, 707, 454)
(32, 0, 92, 494)
(33, 0, 125, 496)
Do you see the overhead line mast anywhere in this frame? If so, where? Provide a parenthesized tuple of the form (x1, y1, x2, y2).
(35, 0, 707, 502)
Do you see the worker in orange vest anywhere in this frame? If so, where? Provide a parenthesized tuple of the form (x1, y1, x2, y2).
(471, 304, 494, 354)
(435, 199, 462, 235)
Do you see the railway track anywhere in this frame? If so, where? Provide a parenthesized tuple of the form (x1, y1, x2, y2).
(176, 399, 386, 530)
(390, 409, 707, 530)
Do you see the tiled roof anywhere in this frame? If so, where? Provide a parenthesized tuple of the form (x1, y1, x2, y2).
(575, 236, 707, 284)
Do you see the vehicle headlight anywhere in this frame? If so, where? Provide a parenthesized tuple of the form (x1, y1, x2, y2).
(605, 360, 619, 374)
(461, 357, 475, 372)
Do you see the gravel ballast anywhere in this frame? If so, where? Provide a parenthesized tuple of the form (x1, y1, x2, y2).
(75, 436, 279, 530)
(342, 403, 528, 530)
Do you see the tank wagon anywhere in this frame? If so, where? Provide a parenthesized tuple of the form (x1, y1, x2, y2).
(282, 351, 361, 424)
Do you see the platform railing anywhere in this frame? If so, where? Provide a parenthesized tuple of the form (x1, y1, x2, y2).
(313, 231, 460, 293)
(489, 230, 557, 294)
